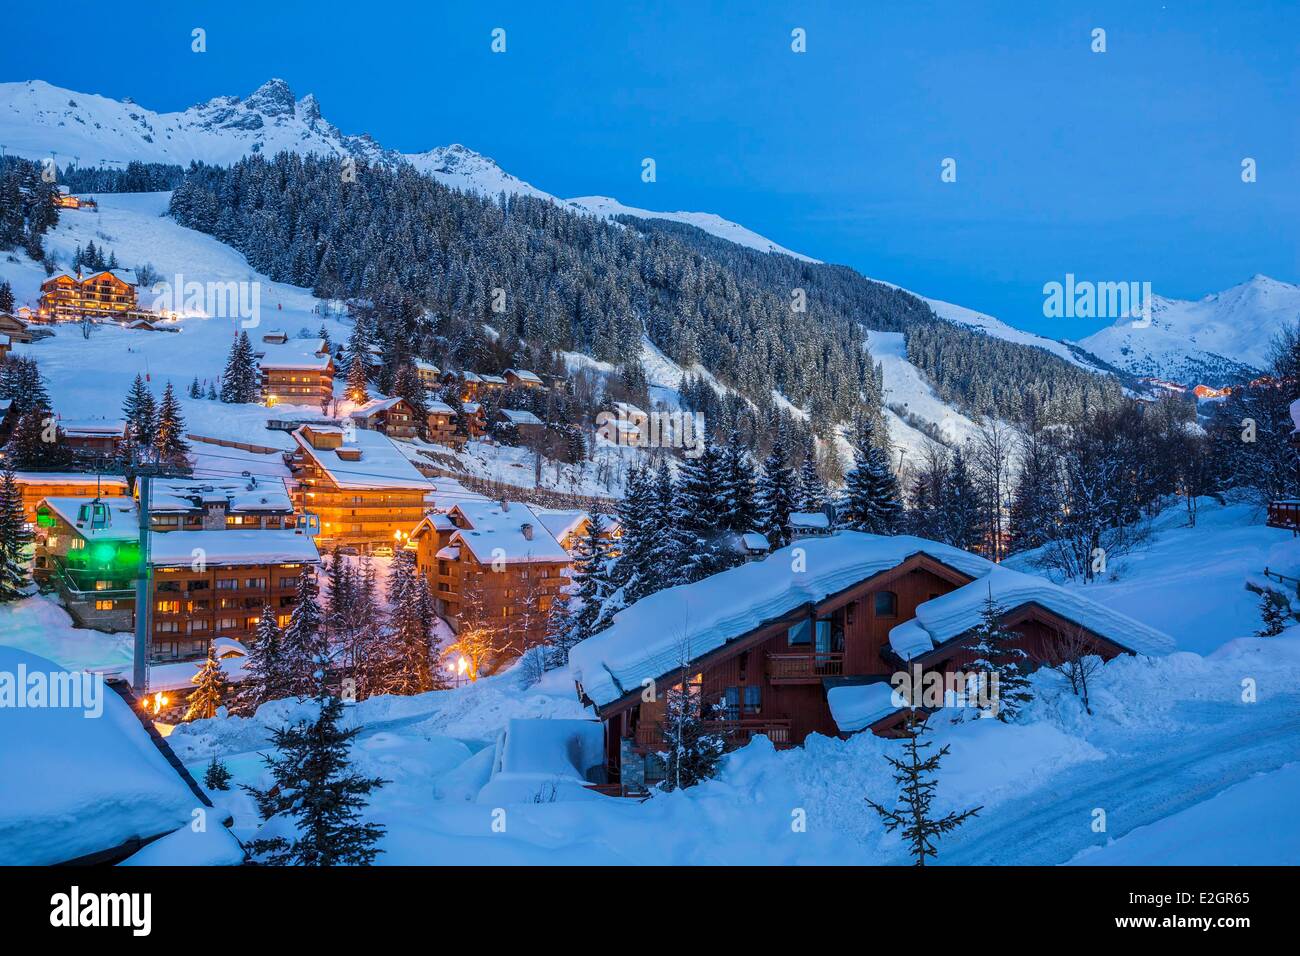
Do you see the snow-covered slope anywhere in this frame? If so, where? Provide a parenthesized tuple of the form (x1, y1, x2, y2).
(1076, 275, 1300, 385)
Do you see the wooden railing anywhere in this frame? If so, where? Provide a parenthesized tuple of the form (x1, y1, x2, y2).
(767, 651, 845, 682)
(635, 718, 794, 752)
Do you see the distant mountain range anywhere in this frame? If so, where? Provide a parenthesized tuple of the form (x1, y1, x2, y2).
(3, 77, 1293, 387)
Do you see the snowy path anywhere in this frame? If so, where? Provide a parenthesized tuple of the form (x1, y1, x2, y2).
(939, 694, 1300, 865)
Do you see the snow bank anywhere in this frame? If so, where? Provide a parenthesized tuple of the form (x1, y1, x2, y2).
(826, 682, 900, 732)
(118, 821, 245, 866)
(476, 718, 607, 804)
(0, 646, 200, 864)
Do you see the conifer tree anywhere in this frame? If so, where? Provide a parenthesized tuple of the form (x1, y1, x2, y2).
(391, 363, 431, 437)
(965, 592, 1033, 721)
(281, 569, 327, 698)
(0, 280, 13, 313)
(344, 321, 370, 403)
(718, 431, 757, 533)
(206, 381, 218, 401)
(670, 438, 736, 582)
(220, 330, 259, 403)
(755, 436, 798, 550)
(237, 604, 290, 714)
(658, 661, 725, 792)
(5, 408, 73, 471)
(244, 677, 387, 866)
(570, 512, 616, 639)
(797, 453, 827, 513)
(188, 377, 202, 399)
(941, 448, 983, 552)
(0, 468, 31, 603)
(837, 419, 903, 534)
(153, 381, 191, 470)
(203, 755, 232, 791)
(122, 374, 157, 446)
(1257, 590, 1290, 637)
(612, 465, 651, 597)
(385, 549, 439, 694)
(183, 644, 226, 721)
(865, 713, 981, 866)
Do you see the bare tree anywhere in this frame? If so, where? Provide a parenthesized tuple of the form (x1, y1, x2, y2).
(969, 417, 1015, 560)
(1039, 626, 1103, 715)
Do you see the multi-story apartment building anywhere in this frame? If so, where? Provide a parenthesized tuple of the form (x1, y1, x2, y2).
(258, 337, 336, 407)
(36, 270, 140, 323)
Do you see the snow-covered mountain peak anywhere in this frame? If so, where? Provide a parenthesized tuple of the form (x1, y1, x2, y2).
(242, 78, 297, 117)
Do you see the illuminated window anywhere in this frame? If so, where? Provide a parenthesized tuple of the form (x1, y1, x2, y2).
(94, 600, 113, 611)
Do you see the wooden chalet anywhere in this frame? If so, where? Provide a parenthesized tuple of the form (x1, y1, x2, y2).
(414, 359, 441, 388)
(52, 188, 97, 210)
(36, 270, 140, 323)
(0, 312, 32, 350)
(411, 499, 571, 659)
(12, 472, 130, 523)
(288, 424, 428, 549)
(32, 495, 319, 661)
(496, 407, 546, 441)
(258, 337, 335, 406)
(59, 419, 127, 457)
(426, 400, 463, 447)
(504, 368, 544, 389)
(568, 532, 1174, 792)
(349, 395, 419, 440)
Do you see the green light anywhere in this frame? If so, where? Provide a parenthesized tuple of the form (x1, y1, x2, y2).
(36, 512, 54, 528)
(90, 542, 117, 565)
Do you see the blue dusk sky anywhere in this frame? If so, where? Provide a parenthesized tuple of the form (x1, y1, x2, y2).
(4, 1, 1296, 338)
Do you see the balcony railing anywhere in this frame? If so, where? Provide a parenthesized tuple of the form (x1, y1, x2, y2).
(634, 718, 794, 752)
(767, 651, 845, 683)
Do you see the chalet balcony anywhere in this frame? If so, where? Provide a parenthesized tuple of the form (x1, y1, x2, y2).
(634, 718, 794, 753)
(766, 651, 845, 684)
(1267, 500, 1300, 532)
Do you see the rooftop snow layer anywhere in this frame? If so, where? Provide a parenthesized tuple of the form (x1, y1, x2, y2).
(0, 645, 200, 865)
(148, 529, 320, 568)
(447, 500, 571, 565)
(291, 425, 429, 490)
(889, 565, 1177, 660)
(569, 533, 995, 708)
(39, 496, 139, 540)
(827, 682, 902, 733)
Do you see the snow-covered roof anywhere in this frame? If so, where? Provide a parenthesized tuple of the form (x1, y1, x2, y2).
(258, 337, 332, 371)
(570, 533, 995, 708)
(428, 399, 455, 415)
(148, 529, 320, 568)
(446, 500, 571, 565)
(414, 359, 439, 373)
(790, 511, 830, 529)
(477, 718, 607, 805)
(291, 425, 429, 490)
(149, 477, 293, 514)
(741, 531, 771, 553)
(499, 408, 543, 426)
(58, 418, 127, 437)
(479, 373, 507, 385)
(435, 546, 461, 560)
(827, 682, 903, 733)
(535, 508, 589, 544)
(119, 821, 245, 866)
(38, 496, 139, 540)
(888, 565, 1177, 661)
(505, 368, 543, 384)
(0, 646, 200, 865)
(14, 471, 130, 487)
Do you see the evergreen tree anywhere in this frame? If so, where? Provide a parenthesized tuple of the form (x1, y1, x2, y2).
(670, 438, 736, 582)
(0, 355, 51, 414)
(183, 644, 226, 721)
(237, 604, 291, 714)
(203, 755, 232, 791)
(385, 549, 439, 695)
(281, 569, 327, 698)
(206, 381, 218, 401)
(837, 419, 903, 534)
(754, 436, 798, 550)
(964, 592, 1033, 721)
(391, 363, 431, 437)
(188, 376, 202, 399)
(121, 374, 157, 447)
(0, 468, 31, 603)
(612, 465, 652, 598)
(153, 381, 191, 470)
(1257, 590, 1290, 637)
(865, 712, 981, 866)
(658, 663, 726, 792)
(718, 431, 757, 533)
(570, 512, 617, 640)
(0, 280, 14, 313)
(941, 448, 983, 551)
(220, 331, 259, 403)
(5, 408, 74, 470)
(344, 320, 371, 403)
(244, 680, 387, 866)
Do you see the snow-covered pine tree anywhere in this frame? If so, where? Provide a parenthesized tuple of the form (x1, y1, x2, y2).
(658, 661, 726, 792)
(542, 587, 577, 670)
(941, 448, 983, 552)
(121, 374, 157, 446)
(220, 331, 259, 403)
(964, 591, 1033, 721)
(0, 468, 31, 603)
(5, 408, 74, 471)
(183, 644, 226, 721)
(244, 678, 387, 866)
(755, 435, 798, 550)
(1257, 590, 1290, 637)
(153, 381, 191, 470)
(718, 431, 757, 534)
(865, 712, 981, 866)
(797, 453, 827, 513)
(188, 377, 202, 399)
(837, 418, 903, 534)
(236, 604, 290, 714)
(280, 569, 327, 698)
(0, 280, 13, 313)
(344, 321, 371, 403)
(670, 438, 736, 582)
(612, 465, 651, 599)
(391, 363, 431, 438)
(203, 755, 232, 791)
(641, 459, 677, 596)
(385, 548, 437, 694)
(570, 512, 617, 641)
(206, 381, 218, 401)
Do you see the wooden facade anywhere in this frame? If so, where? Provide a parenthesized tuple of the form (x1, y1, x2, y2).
(14, 473, 130, 523)
(36, 271, 138, 322)
(594, 553, 1130, 788)
(349, 396, 418, 440)
(260, 342, 335, 407)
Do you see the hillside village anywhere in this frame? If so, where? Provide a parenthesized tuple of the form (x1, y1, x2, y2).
(2, 99, 1300, 870)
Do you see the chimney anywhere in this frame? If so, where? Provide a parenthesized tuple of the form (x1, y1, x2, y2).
(521, 522, 534, 541)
